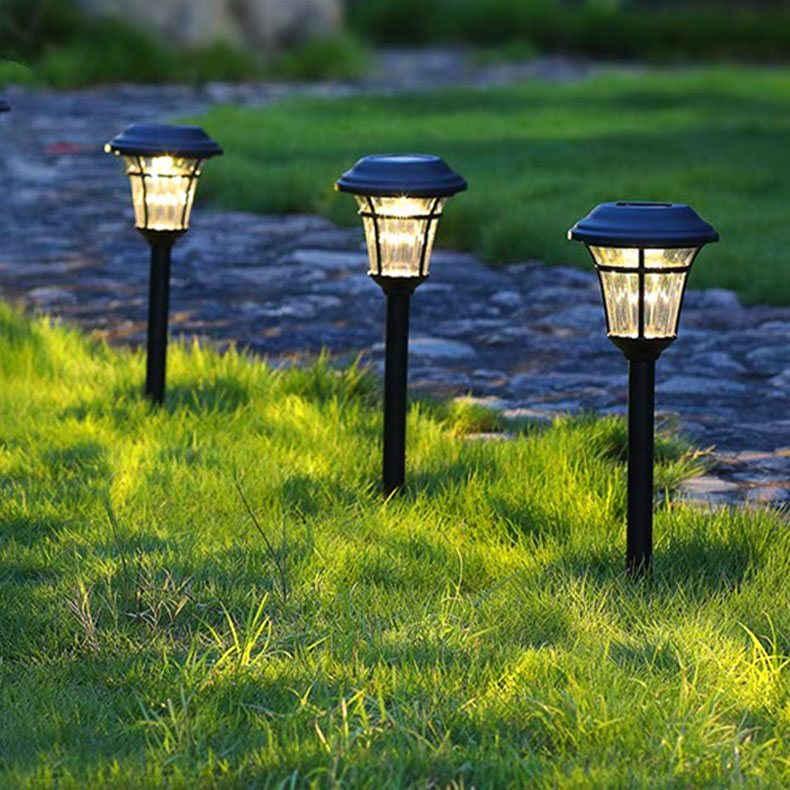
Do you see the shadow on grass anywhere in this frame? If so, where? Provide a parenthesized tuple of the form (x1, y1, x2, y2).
(655, 530, 755, 595)
(407, 456, 499, 499)
(544, 529, 756, 603)
(490, 496, 573, 544)
(277, 473, 375, 518)
(0, 513, 68, 548)
(607, 640, 683, 676)
(164, 378, 252, 414)
(61, 376, 252, 427)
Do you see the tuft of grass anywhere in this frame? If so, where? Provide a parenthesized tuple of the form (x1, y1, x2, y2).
(0, 303, 789, 787)
(192, 67, 790, 305)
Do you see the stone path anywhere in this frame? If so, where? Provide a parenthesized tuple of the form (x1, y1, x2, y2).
(0, 57, 788, 508)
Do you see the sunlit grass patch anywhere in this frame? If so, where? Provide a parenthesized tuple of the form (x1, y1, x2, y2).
(0, 303, 788, 788)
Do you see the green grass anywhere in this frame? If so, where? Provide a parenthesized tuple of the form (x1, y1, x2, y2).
(192, 67, 790, 305)
(347, 0, 790, 60)
(2, 303, 790, 788)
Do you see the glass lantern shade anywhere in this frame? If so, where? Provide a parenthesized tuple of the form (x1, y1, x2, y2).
(589, 246, 697, 340)
(123, 155, 202, 232)
(568, 202, 718, 354)
(105, 123, 222, 235)
(336, 154, 466, 282)
(355, 195, 446, 278)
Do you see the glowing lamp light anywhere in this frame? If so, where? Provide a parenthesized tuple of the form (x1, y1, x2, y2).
(335, 154, 467, 495)
(105, 124, 221, 235)
(336, 154, 466, 288)
(568, 201, 719, 577)
(569, 202, 718, 361)
(105, 124, 222, 405)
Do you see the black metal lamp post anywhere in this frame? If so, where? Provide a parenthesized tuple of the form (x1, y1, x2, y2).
(568, 202, 718, 577)
(335, 155, 467, 496)
(105, 124, 222, 405)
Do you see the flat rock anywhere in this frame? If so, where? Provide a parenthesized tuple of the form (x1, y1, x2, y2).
(287, 249, 366, 271)
(680, 476, 742, 495)
(539, 303, 604, 330)
(500, 408, 554, 424)
(658, 376, 749, 396)
(408, 337, 477, 360)
(27, 286, 77, 306)
(746, 346, 790, 376)
(684, 288, 741, 311)
(745, 486, 790, 503)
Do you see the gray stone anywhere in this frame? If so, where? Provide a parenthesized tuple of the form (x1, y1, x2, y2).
(287, 249, 367, 272)
(527, 285, 599, 304)
(540, 303, 604, 331)
(548, 266, 597, 287)
(409, 337, 477, 360)
(690, 351, 747, 375)
(658, 376, 749, 396)
(757, 321, 790, 335)
(745, 487, 790, 504)
(769, 370, 790, 389)
(27, 286, 77, 306)
(680, 476, 742, 495)
(478, 326, 530, 346)
(472, 369, 508, 380)
(684, 288, 741, 311)
(489, 290, 523, 309)
(746, 346, 790, 376)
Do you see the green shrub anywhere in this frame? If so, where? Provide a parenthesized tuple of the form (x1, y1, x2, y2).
(266, 34, 370, 81)
(0, 0, 367, 87)
(347, 0, 790, 61)
(0, 58, 37, 86)
(0, 0, 82, 59)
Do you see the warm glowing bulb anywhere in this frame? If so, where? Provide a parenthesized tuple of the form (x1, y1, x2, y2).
(149, 156, 176, 176)
(123, 155, 202, 231)
(590, 247, 696, 339)
(355, 196, 445, 278)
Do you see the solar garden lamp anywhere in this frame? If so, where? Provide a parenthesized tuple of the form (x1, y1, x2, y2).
(335, 155, 467, 496)
(105, 124, 222, 405)
(568, 202, 718, 577)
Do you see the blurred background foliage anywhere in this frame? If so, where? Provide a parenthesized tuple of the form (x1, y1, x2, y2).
(348, 0, 790, 60)
(3, 0, 790, 88)
(0, 0, 365, 86)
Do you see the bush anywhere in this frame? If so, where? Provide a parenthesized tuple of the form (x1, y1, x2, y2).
(0, 0, 83, 59)
(0, 0, 367, 87)
(266, 34, 370, 81)
(346, 0, 790, 61)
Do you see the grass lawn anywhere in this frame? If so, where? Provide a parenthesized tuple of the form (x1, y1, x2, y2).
(194, 67, 790, 306)
(2, 303, 790, 788)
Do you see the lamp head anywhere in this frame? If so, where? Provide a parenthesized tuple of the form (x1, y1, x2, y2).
(105, 123, 222, 236)
(568, 202, 718, 360)
(335, 154, 466, 289)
